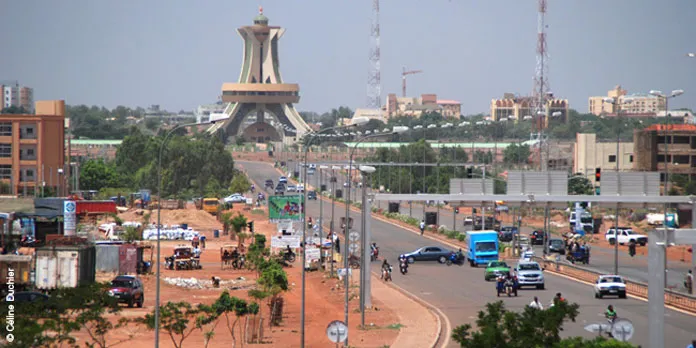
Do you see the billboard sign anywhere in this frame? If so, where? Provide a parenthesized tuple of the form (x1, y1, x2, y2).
(268, 195, 304, 222)
(63, 200, 77, 236)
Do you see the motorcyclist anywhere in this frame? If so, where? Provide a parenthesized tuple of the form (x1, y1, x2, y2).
(285, 245, 294, 258)
(371, 243, 379, 260)
(381, 259, 392, 279)
(250, 184, 255, 192)
(399, 254, 408, 273)
(529, 296, 544, 310)
(496, 274, 506, 296)
(550, 292, 566, 307)
(419, 220, 426, 236)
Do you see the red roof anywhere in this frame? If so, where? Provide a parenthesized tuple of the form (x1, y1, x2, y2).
(644, 124, 696, 132)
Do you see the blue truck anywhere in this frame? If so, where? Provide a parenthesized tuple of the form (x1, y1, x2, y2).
(466, 230, 499, 267)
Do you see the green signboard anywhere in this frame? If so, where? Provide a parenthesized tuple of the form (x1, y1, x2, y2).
(268, 195, 304, 222)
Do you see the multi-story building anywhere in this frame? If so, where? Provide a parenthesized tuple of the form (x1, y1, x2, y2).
(195, 102, 228, 123)
(588, 85, 665, 116)
(385, 93, 461, 118)
(0, 100, 65, 196)
(490, 93, 569, 124)
(1, 83, 34, 113)
(574, 133, 634, 181)
(633, 124, 696, 180)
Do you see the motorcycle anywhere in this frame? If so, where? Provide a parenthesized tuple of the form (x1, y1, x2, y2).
(164, 256, 175, 270)
(233, 255, 246, 270)
(445, 253, 465, 266)
(382, 266, 393, 282)
(19, 236, 37, 247)
(399, 260, 408, 275)
(504, 279, 518, 297)
(371, 247, 380, 261)
(282, 250, 297, 263)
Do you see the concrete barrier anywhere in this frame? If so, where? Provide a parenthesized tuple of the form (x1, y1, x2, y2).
(532, 256, 696, 314)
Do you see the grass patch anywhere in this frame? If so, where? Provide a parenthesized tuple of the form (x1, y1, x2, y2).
(251, 209, 265, 215)
(386, 323, 404, 330)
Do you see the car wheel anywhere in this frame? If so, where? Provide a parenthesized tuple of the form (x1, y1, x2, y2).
(609, 239, 616, 245)
(137, 296, 144, 308)
(598, 293, 603, 299)
(537, 284, 545, 290)
(128, 298, 134, 308)
(438, 256, 447, 264)
(639, 242, 646, 246)
(594, 292, 599, 299)
(407, 256, 415, 264)
(619, 293, 627, 299)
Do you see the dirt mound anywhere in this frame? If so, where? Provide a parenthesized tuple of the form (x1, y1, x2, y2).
(116, 206, 222, 233)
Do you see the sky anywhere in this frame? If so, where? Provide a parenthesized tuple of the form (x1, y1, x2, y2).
(2, 0, 695, 115)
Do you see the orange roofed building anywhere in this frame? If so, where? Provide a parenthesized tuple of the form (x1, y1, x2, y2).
(0, 100, 66, 196)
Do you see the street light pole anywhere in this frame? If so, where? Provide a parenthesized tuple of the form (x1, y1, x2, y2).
(344, 127, 408, 346)
(299, 120, 367, 348)
(155, 121, 212, 347)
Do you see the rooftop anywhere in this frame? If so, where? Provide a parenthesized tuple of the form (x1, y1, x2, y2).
(437, 100, 461, 105)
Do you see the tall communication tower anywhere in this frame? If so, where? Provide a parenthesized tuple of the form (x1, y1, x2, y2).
(532, 0, 550, 170)
(366, 0, 382, 109)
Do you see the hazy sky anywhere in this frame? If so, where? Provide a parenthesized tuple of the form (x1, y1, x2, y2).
(2, 0, 695, 115)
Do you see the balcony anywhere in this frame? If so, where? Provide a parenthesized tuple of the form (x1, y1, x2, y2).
(19, 131, 37, 140)
(19, 146, 37, 161)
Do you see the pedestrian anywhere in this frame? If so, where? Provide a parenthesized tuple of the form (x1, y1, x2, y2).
(335, 237, 340, 253)
(529, 296, 544, 310)
(685, 270, 693, 294)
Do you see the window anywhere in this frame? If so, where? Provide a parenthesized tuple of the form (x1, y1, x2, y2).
(0, 144, 10, 158)
(27, 149, 34, 156)
(608, 155, 616, 163)
(26, 128, 34, 135)
(0, 123, 11, 136)
(629, 155, 634, 163)
(25, 169, 34, 178)
(0, 165, 10, 179)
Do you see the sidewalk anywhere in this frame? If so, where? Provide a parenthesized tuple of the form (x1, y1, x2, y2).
(371, 274, 441, 348)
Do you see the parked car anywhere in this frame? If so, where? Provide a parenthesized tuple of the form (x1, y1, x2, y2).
(307, 191, 317, 200)
(107, 275, 145, 308)
(265, 179, 274, 188)
(593, 275, 627, 299)
(402, 246, 452, 264)
(499, 226, 517, 242)
(529, 230, 545, 245)
(8, 291, 49, 303)
(484, 261, 510, 281)
(514, 261, 545, 289)
(548, 238, 566, 254)
(223, 193, 246, 203)
(605, 227, 648, 246)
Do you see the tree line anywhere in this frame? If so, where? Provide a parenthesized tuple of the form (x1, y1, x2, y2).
(79, 127, 238, 199)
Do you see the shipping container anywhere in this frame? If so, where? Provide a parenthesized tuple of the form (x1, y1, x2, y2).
(0, 255, 32, 288)
(35, 245, 96, 289)
(76, 201, 117, 215)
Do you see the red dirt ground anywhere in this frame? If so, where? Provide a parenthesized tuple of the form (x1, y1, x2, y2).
(76, 205, 399, 348)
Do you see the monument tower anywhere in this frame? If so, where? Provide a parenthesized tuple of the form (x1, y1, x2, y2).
(209, 7, 311, 143)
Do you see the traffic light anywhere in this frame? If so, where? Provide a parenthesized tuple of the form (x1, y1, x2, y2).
(247, 221, 254, 233)
(595, 168, 601, 182)
(466, 167, 473, 178)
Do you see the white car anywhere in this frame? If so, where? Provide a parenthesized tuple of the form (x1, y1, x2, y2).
(605, 227, 648, 246)
(296, 184, 305, 193)
(286, 185, 297, 192)
(593, 275, 627, 299)
(223, 193, 246, 203)
(514, 261, 545, 289)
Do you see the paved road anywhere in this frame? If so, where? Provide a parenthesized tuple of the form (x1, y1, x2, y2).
(299, 165, 696, 293)
(242, 161, 696, 348)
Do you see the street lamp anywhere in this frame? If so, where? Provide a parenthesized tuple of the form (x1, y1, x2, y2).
(155, 120, 214, 347)
(602, 96, 634, 275)
(300, 117, 368, 348)
(358, 165, 376, 328)
(343, 126, 408, 347)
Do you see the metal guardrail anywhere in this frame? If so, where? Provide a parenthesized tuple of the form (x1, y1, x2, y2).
(532, 256, 696, 313)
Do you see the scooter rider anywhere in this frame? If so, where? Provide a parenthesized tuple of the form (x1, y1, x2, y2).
(370, 242, 379, 260)
(399, 254, 408, 274)
(381, 259, 392, 279)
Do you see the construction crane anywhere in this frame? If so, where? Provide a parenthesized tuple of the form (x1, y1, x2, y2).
(402, 67, 422, 97)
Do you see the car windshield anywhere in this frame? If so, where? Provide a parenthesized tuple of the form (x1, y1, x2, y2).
(204, 200, 218, 206)
(475, 242, 497, 252)
(602, 277, 624, 283)
(550, 240, 563, 247)
(489, 261, 508, 268)
(518, 263, 541, 271)
(111, 279, 134, 288)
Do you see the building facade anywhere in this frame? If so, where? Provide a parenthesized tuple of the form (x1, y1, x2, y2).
(588, 85, 665, 116)
(385, 93, 461, 118)
(574, 133, 634, 181)
(0, 100, 65, 196)
(1, 84, 34, 113)
(633, 124, 696, 180)
(490, 93, 569, 124)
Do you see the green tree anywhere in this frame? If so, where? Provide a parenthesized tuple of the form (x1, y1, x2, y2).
(503, 143, 531, 164)
(451, 301, 637, 348)
(81, 159, 121, 190)
(229, 174, 251, 194)
(569, 174, 594, 195)
(256, 260, 289, 327)
(1, 105, 29, 114)
(230, 213, 248, 234)
(139, 301, 200, 348)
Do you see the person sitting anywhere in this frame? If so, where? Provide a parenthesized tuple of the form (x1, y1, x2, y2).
(231, 248, 240, 260)
(212, 276, 221, 288)
(529, 296, 544, 310)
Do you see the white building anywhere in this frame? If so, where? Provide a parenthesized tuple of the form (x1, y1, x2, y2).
(195, 102, 228, 123)
(1, 83, 34, 113)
